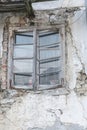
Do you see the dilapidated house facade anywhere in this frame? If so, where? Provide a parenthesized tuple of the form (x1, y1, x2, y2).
(0, 0, 87, 130)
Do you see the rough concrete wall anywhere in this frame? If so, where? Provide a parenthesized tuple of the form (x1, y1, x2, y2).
(0, 90, 87, 130)
(0, 0, 87, 130)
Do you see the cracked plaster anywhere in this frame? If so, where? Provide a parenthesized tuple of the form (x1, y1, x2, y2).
(0, 0, 87, 130)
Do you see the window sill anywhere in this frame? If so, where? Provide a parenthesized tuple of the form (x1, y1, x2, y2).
(12, 85, 69, 96)
(34, 87, 69, 96)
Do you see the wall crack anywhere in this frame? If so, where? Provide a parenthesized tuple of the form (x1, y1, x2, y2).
(65, 20, 85, 73)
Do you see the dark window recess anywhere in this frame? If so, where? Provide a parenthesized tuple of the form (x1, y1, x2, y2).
(13, 30, 63, 90)
(14, 74, 32, 86)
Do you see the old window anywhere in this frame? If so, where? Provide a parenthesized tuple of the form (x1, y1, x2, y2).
(12, 29, 65, 90)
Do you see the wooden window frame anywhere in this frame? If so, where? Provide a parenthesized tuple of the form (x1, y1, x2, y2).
(8, 26, 65, 91)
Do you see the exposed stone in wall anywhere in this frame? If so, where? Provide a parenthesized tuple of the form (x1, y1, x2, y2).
(75, 72, 87, 96)
(1, 19, 9, 89)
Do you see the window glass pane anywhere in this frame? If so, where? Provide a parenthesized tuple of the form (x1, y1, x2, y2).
(40, 73, 60, 85)
(39, 31, 61, 86)
(40, 60, 61, 74)
(15, 33, 33, 44)
(40, 48, 60, 60)
(39, 33, 60, 46)
(14, 74, 32, 86)
(14, 45, 33, 58)
(13, 59, 33, 73)
(14, 31, 34, 87)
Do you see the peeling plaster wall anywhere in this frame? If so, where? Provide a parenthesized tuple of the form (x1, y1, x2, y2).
(0, 0, 87, 130)
(0, 14, 4, 58)
(66, 8, 87, 90)
(0, 91, 87, 130)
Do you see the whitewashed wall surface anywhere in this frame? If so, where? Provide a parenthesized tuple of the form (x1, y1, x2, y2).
(0, 0, 87, 130)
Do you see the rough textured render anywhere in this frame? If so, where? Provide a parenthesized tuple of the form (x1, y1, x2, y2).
(0, 0, 87, 130)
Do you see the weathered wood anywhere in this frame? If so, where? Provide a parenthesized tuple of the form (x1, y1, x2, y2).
(0, 0, 55, 12)
(23, 0, 35, 19)
(0, 1, 25, 12)
(0, 0, 55, 19)
(33, 28, 37, 91)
